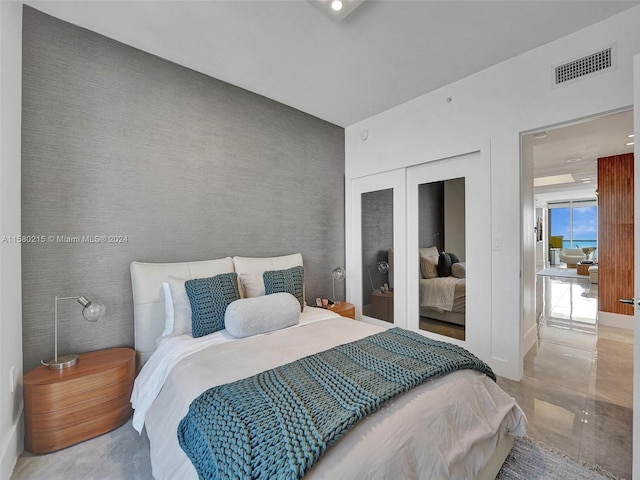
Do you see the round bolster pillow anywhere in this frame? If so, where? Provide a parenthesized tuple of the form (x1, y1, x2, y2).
(224, 292, 300, 338)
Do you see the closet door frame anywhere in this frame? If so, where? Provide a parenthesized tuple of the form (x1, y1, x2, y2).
(349, 169, 407, 328)
(406, 151, 492, 361)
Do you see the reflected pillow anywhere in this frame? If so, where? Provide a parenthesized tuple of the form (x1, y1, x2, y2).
(420, 255, 439, 279)
(263, 266, 304, 312)
(185, 273, 240, 338)
(438, 252, 461, 277)
(225, 292, 300, 338)
(451, 262, 466, 279)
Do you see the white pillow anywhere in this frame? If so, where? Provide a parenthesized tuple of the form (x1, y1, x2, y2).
(225, 292, 300, 338)
(419, 246, 439, 258)
(420, 255, 439, 279)
(167, 276, 192, 335)
(239, 273, 265, 298)
(451, 262, 466, 278)
(161, 282, 174, 337)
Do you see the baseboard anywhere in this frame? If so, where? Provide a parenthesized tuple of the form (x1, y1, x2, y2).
(0, 412, 24, 480)
(598, 311, 634, 330)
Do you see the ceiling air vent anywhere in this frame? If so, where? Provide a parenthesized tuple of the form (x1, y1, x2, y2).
(552, 44, 617, 88)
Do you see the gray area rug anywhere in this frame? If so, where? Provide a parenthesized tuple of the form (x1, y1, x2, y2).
(11, 420, 618, 480)
(537, 266, 588, 279)
(497, 436, 618, 480)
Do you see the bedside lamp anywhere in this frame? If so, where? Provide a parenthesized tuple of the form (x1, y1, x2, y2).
(42, 295, 105, 370)
(368, 261, 389, 293)
(332, 267, 346, 304)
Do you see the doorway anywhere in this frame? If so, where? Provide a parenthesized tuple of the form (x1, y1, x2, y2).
(519, 110, 635, 478)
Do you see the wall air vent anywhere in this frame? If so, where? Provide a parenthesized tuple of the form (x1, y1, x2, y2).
(552, 44, 617, 88)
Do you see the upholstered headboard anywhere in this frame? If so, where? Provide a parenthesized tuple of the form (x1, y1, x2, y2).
(130, 253, 305, 368)
(130, 258, 234, 367)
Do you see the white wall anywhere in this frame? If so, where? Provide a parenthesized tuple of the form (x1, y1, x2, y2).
(345, 7, 640, 379)
(0, 2, 24, 477)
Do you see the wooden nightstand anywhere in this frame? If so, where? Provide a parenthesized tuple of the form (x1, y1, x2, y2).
(24, 347, 135, 454)
(327, 302, 356, 319)
(371, 291, 394, 323)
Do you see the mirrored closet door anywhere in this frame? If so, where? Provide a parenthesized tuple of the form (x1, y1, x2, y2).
(350, 169, 406, 328)
(406, 151, 491, 356)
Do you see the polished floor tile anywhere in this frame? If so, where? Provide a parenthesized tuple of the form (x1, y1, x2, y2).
(524, 342, 594, 393)
(503, 274, 633, 480)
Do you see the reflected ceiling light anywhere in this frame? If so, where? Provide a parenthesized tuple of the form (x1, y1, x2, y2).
(565, 157, 582, 163)
(331, 0, 343, 11)
(627, 134, 635, 138)
(582, 180, 591, 184)
(534, 174, 575, 187)
(625, 141, 634, 146)
(533, 131, 548, 139)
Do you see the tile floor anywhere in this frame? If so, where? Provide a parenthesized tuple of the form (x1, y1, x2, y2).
(497, 273, 633, 479)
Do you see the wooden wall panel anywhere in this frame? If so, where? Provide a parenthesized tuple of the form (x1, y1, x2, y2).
(597, 153, 634, 315)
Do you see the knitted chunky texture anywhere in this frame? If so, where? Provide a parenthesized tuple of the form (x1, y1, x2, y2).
(185, 273, 240, 338)
(263, 266, 304, 311)
(178, 327, 496, 479)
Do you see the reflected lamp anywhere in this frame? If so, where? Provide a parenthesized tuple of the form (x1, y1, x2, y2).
(368, 261, 389, 293)
(41, 295, 105, 370)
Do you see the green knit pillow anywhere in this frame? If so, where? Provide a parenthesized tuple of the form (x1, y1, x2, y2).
(185, 273, 240, 337)
(263, 266, 304, 311)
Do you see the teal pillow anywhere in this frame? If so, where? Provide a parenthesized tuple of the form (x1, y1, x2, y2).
(263, 266, 304, 311)
(185, 273, 240, 338)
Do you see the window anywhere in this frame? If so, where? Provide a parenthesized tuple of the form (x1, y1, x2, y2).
(548, 201, 597, 249)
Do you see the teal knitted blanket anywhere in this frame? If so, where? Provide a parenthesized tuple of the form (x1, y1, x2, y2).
(177, 327, 495, 480)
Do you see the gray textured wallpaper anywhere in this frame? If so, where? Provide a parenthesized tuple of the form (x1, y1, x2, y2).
(21, 7, 345, 372)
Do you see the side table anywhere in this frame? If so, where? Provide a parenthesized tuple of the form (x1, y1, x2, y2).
(327, 301, 356, 319)
(24, 347, 135, 454)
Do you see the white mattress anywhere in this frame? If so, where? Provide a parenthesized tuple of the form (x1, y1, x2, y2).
(134, 312, 526, 479)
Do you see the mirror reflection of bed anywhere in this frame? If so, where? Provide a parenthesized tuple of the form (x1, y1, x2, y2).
(418, 178, 466, 340)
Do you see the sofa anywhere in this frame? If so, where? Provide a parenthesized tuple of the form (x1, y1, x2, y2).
(559, 248, 585, 268)
(588, 265, 598, 284)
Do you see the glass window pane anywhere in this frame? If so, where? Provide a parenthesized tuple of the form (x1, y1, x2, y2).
(571, 206, 597, 249)
(550, 208, 570, 249)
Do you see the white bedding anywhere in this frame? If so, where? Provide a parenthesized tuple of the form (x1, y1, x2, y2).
(419, 276, 460, 311)
(135, 312, 526, 480)
(131, 306, 334, 432)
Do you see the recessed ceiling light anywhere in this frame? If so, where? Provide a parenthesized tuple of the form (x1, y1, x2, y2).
(625, 141, 634, 146)
(308, 0, 366, 21)
(534, 174, 575, 187)
(582, 180, 591, 184)
(627, 134, 635, 138)
(565, 158, 582, 163)
(582, 178, 591, 181)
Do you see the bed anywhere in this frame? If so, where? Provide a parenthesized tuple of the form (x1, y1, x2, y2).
(130, 254, 526, 480)
(419, 276, 466, 325)
(419, 247, 466, 326)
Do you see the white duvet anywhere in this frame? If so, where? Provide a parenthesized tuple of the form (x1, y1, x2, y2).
(133, 311, 527, 480)
(420, 276, 459, 311)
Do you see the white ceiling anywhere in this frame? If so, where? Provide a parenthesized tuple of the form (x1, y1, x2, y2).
(530, 109, 634, 206)
(25, 0, 640, 127)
